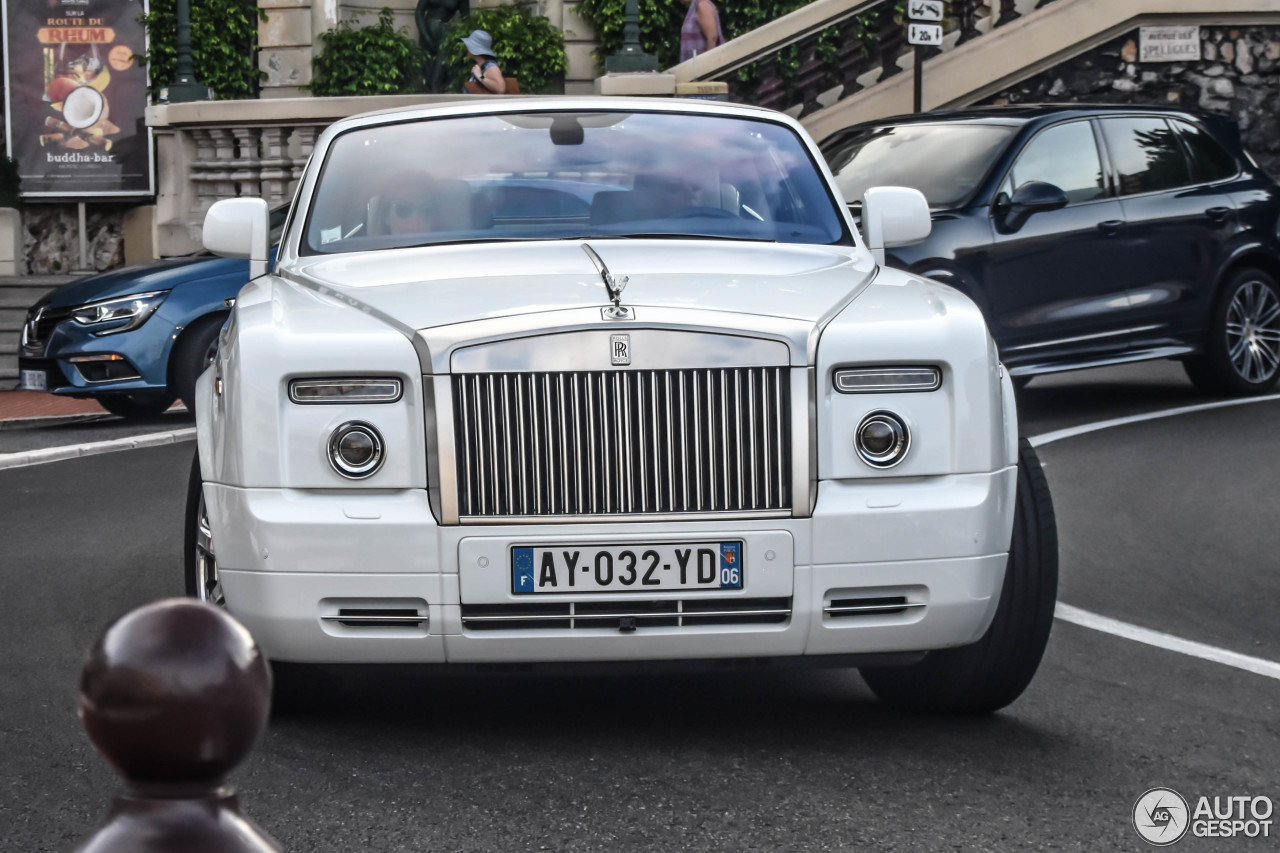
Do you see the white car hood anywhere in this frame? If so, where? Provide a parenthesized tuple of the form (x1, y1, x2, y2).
(289, 240, 875, 331)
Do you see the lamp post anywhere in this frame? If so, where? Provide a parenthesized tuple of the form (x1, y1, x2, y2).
(165, 0, 212, 102)
(605, 0, 658, 73)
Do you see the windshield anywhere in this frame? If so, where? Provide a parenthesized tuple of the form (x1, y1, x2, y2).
(302, 111, 848, 254)
(824, 123, 1016, 209)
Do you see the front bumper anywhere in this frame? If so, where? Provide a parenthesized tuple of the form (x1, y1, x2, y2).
(210, 467, 1017, 664)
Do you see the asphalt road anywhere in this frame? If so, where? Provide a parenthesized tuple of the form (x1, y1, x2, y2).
(2, 360, 1278, 851)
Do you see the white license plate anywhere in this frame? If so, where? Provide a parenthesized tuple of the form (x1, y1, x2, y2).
(19, 369, 47, 391)
(512, 542, 743, 595)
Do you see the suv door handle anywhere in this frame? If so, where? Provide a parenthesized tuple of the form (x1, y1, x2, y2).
(1205, 206, 1232, 223)
(1097, 220, 1125, 236)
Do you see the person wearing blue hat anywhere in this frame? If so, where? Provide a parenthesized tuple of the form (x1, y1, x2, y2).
(462, 30, 507, 94)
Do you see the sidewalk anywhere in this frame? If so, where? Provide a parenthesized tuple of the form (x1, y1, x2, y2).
(0, 388, 109, 428)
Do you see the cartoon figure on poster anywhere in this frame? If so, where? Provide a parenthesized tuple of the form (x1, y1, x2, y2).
(39, 42, 129, 151)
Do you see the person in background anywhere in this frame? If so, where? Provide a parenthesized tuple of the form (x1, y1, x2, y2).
(678, 0, 724, 64)
(461, 30, 506, 94)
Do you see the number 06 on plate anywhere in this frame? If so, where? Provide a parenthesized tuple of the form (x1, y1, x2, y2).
(512, 542, 744, 594)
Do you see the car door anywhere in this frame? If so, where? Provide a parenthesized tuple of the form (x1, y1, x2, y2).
(1098, 115, 1238, 343)
(982, 119, 1133, 361)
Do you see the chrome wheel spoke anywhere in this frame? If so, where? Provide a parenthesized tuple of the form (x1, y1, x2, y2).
(194, 493, 225, 607)
(1239, 345, 1255, 381)
(1256, 300, 1280, 328)
(1228, 335, 1249, 361)
(1254, 340, 1279, 372)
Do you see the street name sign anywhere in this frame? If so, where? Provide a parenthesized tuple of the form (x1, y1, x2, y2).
(1139, 26, 1201, 63)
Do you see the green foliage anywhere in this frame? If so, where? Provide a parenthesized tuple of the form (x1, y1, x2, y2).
(310, 9, 427, 96)
(577, 0, 820, 69)
(574, 0, 685, 69)
(137, 0, 265, 101)
(442, 6, 568, 94)
(577, 0, 896, 72)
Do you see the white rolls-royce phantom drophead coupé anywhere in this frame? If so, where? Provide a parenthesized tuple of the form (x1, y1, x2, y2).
(189, 97, 1057, 713)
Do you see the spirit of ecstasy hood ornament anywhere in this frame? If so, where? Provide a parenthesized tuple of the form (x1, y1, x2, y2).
(581, 243, 632, 319)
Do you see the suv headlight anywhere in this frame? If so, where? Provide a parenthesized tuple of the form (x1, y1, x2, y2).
(71, 290, 169, 335)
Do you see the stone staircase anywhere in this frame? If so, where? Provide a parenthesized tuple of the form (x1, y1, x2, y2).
(0, 277, 75, 384)
(665, 0, 1280, 142)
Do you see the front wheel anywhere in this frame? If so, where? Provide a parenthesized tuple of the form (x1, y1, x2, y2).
(1184, 268, 1280, 396)
(184, 450, 223, 606)
(860, 438, 1059, 714)
(99, 392, 175, 420)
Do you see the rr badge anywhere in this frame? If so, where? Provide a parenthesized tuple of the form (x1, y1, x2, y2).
(610, 333, 631, 366)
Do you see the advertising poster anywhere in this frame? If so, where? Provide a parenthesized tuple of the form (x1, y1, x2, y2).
(2, 0, 154, 197)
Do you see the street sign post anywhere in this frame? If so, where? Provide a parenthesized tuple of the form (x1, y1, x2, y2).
(906, 3, 944, 114)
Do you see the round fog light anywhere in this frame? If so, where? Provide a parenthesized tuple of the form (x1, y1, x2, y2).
(855, 411, 909, 469)
(328, 421, 384, 479)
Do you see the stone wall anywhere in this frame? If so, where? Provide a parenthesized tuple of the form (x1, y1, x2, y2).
(21, 205, 128, 275)
(983, 25, 1280, 179)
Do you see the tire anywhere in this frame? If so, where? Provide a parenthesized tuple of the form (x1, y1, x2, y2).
(1184, 268, 1280, 396)
(99, 392, 175, 419)
(860, 438, 1059, 714)
(184, 450, 224, 605)
(171, 314, 227, 416)
(1011, 375, 1033, 391)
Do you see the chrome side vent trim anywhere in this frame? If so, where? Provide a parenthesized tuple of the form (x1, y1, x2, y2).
(824, 596, 923, 618)
(452, 368, 792, 519)
(319, 599, 430, 633)
(461, 597, 792, 631)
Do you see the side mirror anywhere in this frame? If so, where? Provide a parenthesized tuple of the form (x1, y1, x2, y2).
(1000, 181, 1069, 232)
(861, 186, 931, 265)
(204, 198, 271, 279)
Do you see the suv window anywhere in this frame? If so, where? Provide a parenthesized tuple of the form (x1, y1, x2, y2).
(1008, 121, 1106, 204)
(1171, 119, 1238, 183)
(1100, 117, 1193, 195)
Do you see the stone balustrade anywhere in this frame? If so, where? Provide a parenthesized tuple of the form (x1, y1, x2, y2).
(146, 94, 469, 256)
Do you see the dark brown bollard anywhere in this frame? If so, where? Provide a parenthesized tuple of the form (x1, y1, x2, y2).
(75, 598, 280, 853)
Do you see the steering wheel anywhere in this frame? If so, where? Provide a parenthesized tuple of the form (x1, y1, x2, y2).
(666, 206, 739, 220)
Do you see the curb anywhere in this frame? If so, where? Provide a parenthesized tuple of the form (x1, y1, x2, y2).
(0, 428, 197, 471)
(0, 413, 114, 431)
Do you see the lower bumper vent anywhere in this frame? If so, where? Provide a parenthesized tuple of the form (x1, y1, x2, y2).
(824, 596, 924, 619)
(319, 599, 429, 632)
(462, 597, 791, 632)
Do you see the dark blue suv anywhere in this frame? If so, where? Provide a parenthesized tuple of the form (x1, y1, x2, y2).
(821, 105, 1280, 394)
(18, 207, 286, 418)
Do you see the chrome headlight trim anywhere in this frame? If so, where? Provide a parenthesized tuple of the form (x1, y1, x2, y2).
(291, 378, 403, 404)
(834, 366, 940, 394)
(69, 290, 169, 335)
(327, 421, 386, 479)
(854, 410, 910, 469)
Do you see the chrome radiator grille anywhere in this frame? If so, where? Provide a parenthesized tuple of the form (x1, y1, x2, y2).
(452, 367, 792, 518)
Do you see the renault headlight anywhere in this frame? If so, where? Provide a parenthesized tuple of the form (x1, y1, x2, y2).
(71, 290, 169, 335)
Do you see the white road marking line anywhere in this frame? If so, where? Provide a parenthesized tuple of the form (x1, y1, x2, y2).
(0, 428, 196, 471)
(1030, 392, 1280, 447)
(1032, 395, 1280, 679)
(1056, 603, 1280, 681)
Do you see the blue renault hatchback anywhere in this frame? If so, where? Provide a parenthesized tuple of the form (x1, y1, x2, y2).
(18, 207, 286, 418)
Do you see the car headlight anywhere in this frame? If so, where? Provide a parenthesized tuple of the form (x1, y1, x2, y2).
(70, 290, 169, 335)
(290, 378, 403, 404)
(328, 421, 385, 479)
(855, 411, 910, 469)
